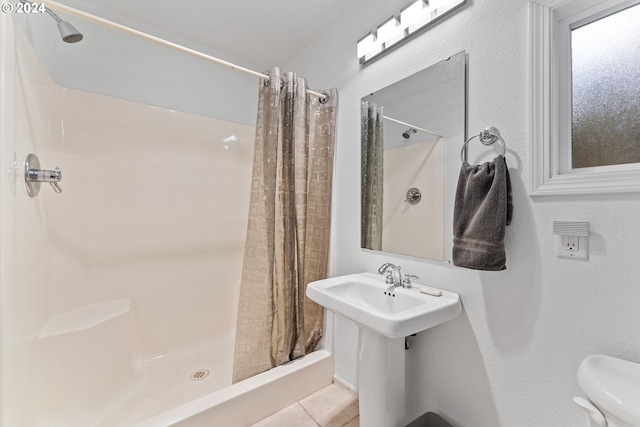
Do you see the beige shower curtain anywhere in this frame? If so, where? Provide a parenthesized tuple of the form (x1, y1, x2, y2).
(361, 101, 383, 251)
(232, 68, 338, 383)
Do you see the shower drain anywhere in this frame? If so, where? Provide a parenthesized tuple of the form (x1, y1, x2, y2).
(189, 369, 210, 381)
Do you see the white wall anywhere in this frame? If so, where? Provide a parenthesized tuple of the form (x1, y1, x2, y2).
(13, 10, 261, 126)
(286, 0, 640, 426)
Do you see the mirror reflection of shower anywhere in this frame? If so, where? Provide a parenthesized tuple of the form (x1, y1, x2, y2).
(361, 50, 466, 261)
(402, 128, 417, 139)
(382, 114, 442, 145)
(20, 0, 84, 43)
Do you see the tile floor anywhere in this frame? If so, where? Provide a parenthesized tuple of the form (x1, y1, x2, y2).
(250, 383, 359, 427)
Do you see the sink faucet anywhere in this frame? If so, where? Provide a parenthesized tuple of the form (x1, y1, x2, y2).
(378, 263, 402, 287)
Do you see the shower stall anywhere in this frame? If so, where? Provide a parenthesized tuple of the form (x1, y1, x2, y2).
(0, 8, 333, 427)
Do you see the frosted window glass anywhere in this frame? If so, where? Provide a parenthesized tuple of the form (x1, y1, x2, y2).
(571, 4, 640, 169)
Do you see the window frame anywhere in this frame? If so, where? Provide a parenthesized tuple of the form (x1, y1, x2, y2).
(530, 0, 640, 196)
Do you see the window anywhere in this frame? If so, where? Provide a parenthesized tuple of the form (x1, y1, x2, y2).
(572, 4, 640, 169)
(530, 0, 640, 195)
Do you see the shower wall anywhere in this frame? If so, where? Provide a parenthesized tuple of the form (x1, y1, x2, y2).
(1, 19, 255, 426)
(381, 139, 444, 260)
(56, 84, 254, 360)
(1, 15, 54, 426)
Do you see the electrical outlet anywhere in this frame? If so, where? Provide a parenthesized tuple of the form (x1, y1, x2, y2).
(557, 235, 588, 259)
(562, 236, 579, 251)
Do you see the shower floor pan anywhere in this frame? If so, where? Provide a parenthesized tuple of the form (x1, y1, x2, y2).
(35, 300, 332, 427)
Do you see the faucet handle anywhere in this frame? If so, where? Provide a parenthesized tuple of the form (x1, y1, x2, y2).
(383, 271, 394, 285)
(49, 167, 62, 193)
(23, 154, 63, 197)
(402, 274, 419, 288)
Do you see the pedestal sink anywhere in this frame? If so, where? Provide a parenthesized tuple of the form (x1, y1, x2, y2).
(306, 272, 462, 427)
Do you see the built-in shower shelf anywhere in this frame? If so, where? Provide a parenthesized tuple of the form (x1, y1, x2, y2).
(38, 299, 131, 338)
(37, 299, 134, 426)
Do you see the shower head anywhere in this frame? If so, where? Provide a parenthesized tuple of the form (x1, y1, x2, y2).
(56, 20, 84, 43)
(21, 0, 84, 43)
(402, 128, 417, 139)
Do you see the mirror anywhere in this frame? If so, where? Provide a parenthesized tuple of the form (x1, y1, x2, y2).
(361, 51, 466, 261)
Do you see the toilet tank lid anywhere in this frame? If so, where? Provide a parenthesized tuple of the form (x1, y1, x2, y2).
(577, 354, 640, 425)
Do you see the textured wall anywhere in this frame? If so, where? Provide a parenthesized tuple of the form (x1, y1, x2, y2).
(286, 0, 640, 426)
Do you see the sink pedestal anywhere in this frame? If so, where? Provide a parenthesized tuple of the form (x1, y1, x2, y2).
(306, 273, 462, 427)
(359, 329, 405, 427)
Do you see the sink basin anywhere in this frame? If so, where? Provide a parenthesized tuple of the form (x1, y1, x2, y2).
(306, 272, 461, 338)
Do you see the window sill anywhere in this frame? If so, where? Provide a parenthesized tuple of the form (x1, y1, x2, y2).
(531, 168, 640, 196)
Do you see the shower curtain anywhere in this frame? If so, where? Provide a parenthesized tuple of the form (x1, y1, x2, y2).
(361, 101, 384, 251)
(232, 68, 338, 383)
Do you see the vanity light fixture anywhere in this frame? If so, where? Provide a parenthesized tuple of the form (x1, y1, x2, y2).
(357, 0, 466, 64)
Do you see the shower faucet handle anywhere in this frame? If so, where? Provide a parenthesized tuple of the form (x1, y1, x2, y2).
(28, 166, 62, 183)
(49, 169, 63, 193)
(24, 154, 63, 196)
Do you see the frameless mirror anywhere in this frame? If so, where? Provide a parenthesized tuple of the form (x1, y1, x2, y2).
(361, 51, 466, 261)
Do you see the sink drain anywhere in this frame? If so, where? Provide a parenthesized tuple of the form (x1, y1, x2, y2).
(189, 369, 210, 381)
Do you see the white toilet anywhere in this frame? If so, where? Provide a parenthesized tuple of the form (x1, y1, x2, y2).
(575, 354, 640, 427)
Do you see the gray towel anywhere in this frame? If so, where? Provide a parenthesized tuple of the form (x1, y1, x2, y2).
(453, 155, 512, 271)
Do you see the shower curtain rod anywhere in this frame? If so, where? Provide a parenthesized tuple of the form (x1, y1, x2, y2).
(382, 115, 443, 139)
(41, 0, 328, 100)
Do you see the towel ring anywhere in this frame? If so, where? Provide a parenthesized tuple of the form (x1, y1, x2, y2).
(460, 126, 506, 163)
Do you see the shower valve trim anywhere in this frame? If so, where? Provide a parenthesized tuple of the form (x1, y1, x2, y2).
(24, 153, 62, 196)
